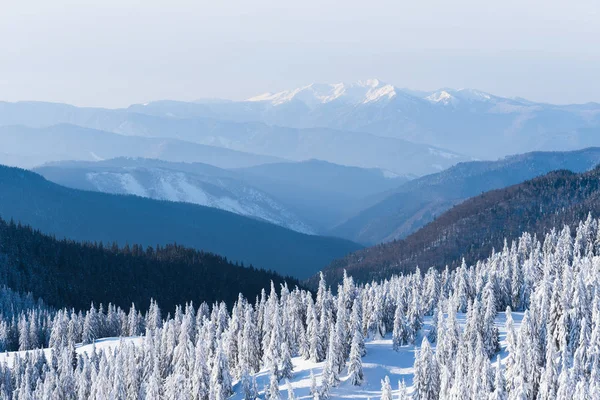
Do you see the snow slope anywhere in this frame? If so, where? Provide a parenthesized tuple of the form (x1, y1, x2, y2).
(230, 312, 524, 399)
(0, 337, 143, 368)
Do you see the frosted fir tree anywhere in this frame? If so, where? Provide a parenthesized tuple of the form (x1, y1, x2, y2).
(348, 329, 364, 386)
(209, 345, 233, 400)
(413, 336, 440, 400)
(323, 327, 340, 387)
(427, 306, 439, 342)
(335, 292, 350, 359)
(407, 286, 423, 343)
(392, 301, 407, 351)
(471, 338, 493, 398)
(319, 370, 331, 400)
(264, 304, 282, 371)
(555, 337, 575, 400)
(482, 279, 499, 357)
(309, 370, 318, 399)
(318, 294, 333, 360)
(145, 298, 162, 332)
(285, 379, 296, 400)
(438, 365, 452, 399)
(242, 306, 261, 374)
(266, 371, 281, 400)
(306, 297, 322, 362)
(349, 297, 366, 356)
(145, 354, 162, 400)
(110, 352, 127, 400)
(397, 380, 408, 400)
(489, 356, 507, 400)
(81, 303, 99, 345)
(380, 376, 392, 400)
(241, 368, 258, 400)
(279, 341, 294, 380)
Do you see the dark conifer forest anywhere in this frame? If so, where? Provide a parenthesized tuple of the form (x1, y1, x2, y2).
(0, 217, 301, 312)
(321, 166, 600, 284)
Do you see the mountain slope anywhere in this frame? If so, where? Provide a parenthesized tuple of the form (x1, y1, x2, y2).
(0, 217, 302, 311)
(332, 148, 600, 244)
(320, 166, 600, 284)
(0, 165, 361, 279)
(34, 158, 314, 234)
(234, 159, 410, 229)
(0, 124, 284, 169)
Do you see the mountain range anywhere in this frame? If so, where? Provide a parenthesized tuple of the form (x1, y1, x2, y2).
(238, 79, 600, 159)
(331, 147, 600, 244)
(122, 79, 600, 159)
(0, 165, 361, 279)
(0, 124, 283, 169)
(318, 165, 600, 284)
(2, 80, 600, 168)
(34, 158, 314, 234)
(0, 102, 469, 176)
(35, 157, 408, 234)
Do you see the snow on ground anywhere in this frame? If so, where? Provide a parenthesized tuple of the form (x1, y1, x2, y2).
(0, 337, 143, 368)
(232, 311, 524, 399)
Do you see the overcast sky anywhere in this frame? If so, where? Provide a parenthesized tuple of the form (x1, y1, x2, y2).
(1, 0, 598, 107)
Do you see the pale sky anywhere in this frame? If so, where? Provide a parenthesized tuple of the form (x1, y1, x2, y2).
(1, 0, 598, 107)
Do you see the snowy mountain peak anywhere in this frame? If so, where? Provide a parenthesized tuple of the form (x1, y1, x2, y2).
(426, 90, 456, 105)
(426, 88, 496, 106)
(246, 79, 521, 111)
(246, 79, 396, 107)
(454, 88, 493, 102)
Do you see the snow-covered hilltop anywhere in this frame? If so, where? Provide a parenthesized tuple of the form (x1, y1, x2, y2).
(1, 215, 599, 399)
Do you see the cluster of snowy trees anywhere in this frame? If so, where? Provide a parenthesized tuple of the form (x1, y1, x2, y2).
(0, 214, 600, 399)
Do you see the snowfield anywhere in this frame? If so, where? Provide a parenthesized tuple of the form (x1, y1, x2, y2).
(229, 312, 523, 399)
(0, 337, 143, 368)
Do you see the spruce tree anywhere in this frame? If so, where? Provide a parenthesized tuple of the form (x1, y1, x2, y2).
(380, 376, 392, 400)
(348, 329, 364, 386)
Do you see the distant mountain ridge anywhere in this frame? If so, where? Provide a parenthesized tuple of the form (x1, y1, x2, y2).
(0, 124, 285, 169)
(3, 81, 600, 176)
(185, 79, 600, 159)
(234, 159, 410, 230)
(0, 164, 362, 279)
(246, 79, 498, 108)
(34, 158, 315, 234)
(0, 105, 469, 176)
(35, 157, 410, 234)
(331, 147, 600, 244)
(239, 80, 600, 159)
(319, 165, 600, 284)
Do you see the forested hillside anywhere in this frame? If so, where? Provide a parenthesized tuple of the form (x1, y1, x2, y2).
(0, 165, 361, 279)
(332, 147, 600, 244)
(321, 166, 600, 284)
(0, 217, 301, 311)
(0, 217, 597, 399)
